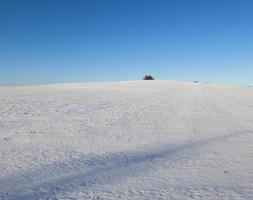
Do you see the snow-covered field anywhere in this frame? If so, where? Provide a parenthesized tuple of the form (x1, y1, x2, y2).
(0, 80, 252, 200)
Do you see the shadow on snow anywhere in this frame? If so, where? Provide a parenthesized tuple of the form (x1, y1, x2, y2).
(0, 130, 252, 200)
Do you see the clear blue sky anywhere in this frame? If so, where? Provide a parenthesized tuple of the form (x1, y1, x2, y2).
(0, 0, 253, 85)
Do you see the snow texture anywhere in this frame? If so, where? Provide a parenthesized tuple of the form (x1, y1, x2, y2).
(0, 80, 252, 200)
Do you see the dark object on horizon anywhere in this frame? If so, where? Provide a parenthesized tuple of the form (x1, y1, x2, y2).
(143, 75, 154, 80)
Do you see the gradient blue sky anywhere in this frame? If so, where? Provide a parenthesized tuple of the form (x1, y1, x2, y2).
(0, 0, 253, 85)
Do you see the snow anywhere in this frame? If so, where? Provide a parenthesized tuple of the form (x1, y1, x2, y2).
(0, 80, 252, 200)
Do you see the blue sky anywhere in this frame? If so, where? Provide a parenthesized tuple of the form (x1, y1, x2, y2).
(0, 0, 253, 85)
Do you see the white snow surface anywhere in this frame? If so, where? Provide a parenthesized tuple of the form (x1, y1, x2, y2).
(0, 80, 252, 200)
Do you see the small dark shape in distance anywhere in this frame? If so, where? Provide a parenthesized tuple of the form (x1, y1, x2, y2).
(143, 75, 154, 80)
(194, 81, 199, 83)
